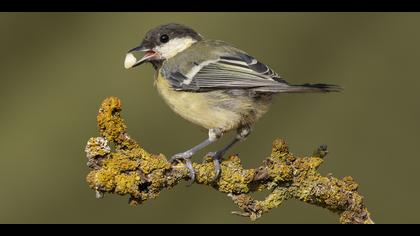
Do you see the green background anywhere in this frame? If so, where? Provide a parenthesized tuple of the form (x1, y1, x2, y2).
(0, 13, 419, 223)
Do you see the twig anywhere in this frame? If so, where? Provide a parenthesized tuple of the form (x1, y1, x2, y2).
(84, 96, 374, 224)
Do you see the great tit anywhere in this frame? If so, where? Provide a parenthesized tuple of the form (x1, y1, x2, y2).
(124, 23, 341, 183)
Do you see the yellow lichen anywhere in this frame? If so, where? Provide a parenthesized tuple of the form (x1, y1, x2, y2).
(86, 171, 98, 188)
(115, 172, 141, 195)
(271, 139, 289, 157)
(194, 161, 220, 185)
(342, 176, 359, 191)
(267, 159, 293, 183)
(256, 188, 287, 212)
(93, 169, 118, 191)
(216, 156, 255, 194)
(139, 153, 170, 174)
(102, 153, 139, 172)
(97, 97, 126, 143)
(85, 137, 111, 158)
(146, 170, 166, 198)
(84, 96, 373, 224)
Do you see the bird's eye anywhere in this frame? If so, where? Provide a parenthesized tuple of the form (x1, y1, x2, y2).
(160, 34, 169, 43)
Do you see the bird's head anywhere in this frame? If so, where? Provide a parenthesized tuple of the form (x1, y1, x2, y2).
(124, 23, 203, 69)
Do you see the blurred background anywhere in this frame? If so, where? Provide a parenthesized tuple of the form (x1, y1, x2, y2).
(0, 13, 419, 223)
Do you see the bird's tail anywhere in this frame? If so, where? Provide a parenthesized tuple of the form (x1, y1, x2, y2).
(253, 83, 343, 93)
(282, 83, 343, 93)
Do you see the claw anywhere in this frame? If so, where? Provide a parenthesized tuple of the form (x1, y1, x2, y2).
(170, 151, 193, 163)
(205, 151, 224, 182)
(170, 152, 195, 185)
(213, 158, 221, 179)
(184, 159, 195, 186)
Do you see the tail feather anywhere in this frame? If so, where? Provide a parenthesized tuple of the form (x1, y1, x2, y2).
(253, 83, 343, 93)
(285, 83, 343, 93)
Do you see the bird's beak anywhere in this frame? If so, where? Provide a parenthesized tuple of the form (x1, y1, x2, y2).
(124, 45, 158, 69)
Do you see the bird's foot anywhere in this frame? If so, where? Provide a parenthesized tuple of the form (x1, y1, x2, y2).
(205, 151, 225, 182)
(170, 151, 195, 185)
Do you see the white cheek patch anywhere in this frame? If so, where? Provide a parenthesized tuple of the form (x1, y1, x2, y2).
(124, 53, 137, 69)
(155, 37, 197, 59)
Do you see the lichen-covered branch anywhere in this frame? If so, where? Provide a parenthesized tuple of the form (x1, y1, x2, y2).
(84, 96, 374, 224)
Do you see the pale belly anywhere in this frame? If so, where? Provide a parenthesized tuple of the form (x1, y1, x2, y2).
(155, 74, 271, 131)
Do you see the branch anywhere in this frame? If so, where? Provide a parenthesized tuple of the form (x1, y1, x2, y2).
(84, 96, 374, 224)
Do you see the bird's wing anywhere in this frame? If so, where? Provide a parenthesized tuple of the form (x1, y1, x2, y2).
(165, 51, 291, 92)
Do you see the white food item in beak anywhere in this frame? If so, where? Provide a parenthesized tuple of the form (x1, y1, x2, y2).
(124, 53, 137, 69)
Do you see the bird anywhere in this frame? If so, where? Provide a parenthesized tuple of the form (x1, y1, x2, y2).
(124, 23, 341, 184)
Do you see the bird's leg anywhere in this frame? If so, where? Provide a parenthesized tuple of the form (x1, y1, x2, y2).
(170, 128, 223, 185)
(206, 138, 240, 179)
(206, 126, 252, 181)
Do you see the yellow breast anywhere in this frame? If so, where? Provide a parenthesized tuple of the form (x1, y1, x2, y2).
(155, 73, 242, 130)
(154, 72, 272, 132)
